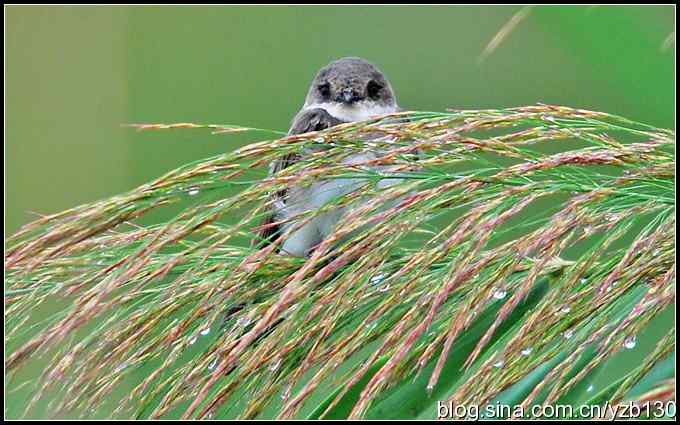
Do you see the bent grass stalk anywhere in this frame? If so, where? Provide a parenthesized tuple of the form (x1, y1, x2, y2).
(4, 105, 675, 419)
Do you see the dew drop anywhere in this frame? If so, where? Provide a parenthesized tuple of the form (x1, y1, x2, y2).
(493, 288, 507, 300)
(580, 277, 588, 284)
(623, 335, 637, 349)
(200, 327, 211, 336)
(208, 358, 217, 371)
(370, 273, 386, 285)
(521, 347, 533, 356)
(378, 284, 391, 293)
(236, 316, 251, 327)
(587, 384, 594, 392)
(561, 305, 571, 314)
(188, 187, 200, 196)
(114, 362, 129, 373)
(563, 329, 574, 339)
(493, 360, 504, 368)
(426, 383, 435, 394)
(189, 336, 197, 345)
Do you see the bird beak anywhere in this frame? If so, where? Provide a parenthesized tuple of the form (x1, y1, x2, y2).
(340, 88, 355, 104)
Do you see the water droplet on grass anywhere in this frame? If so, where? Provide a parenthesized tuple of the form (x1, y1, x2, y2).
(623, 335, 637, 349)
(370, 273, 386, 284)
(208, 358, 217, 371)
(188, 187, 200, 196)
(493, 360, 504, 368)
(114, 362, 129, 373)
(493, 288, 507, 300)
(200, 327, 211, 336)
(189, 336, 197, 345)
(563, 329, 574, 339)
(521, 347, 533, 356)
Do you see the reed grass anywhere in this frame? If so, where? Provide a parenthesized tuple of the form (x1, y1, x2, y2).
(4, 105, 675, 419)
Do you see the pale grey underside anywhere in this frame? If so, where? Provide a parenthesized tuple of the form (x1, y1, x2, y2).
(274, 149, 403, 257)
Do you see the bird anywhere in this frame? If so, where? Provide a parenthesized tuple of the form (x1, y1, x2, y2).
(256, 57, 402, 257)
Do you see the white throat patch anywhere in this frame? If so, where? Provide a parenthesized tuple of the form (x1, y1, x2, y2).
(304, 101, 397, 123)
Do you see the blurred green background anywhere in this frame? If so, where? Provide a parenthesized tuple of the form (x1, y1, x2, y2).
(5, 5, 675, 419)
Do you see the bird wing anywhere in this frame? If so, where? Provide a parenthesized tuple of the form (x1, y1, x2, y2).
(253, 108, 345, 248)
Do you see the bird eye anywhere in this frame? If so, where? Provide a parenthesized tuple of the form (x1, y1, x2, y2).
(317, 82, 331, 99)
(366, 80, 383, 99)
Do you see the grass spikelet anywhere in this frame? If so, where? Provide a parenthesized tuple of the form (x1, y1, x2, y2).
(5, 105, 674, 419)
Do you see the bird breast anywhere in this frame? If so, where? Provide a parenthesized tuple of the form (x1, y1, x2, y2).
(274, 149, 402, 256)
